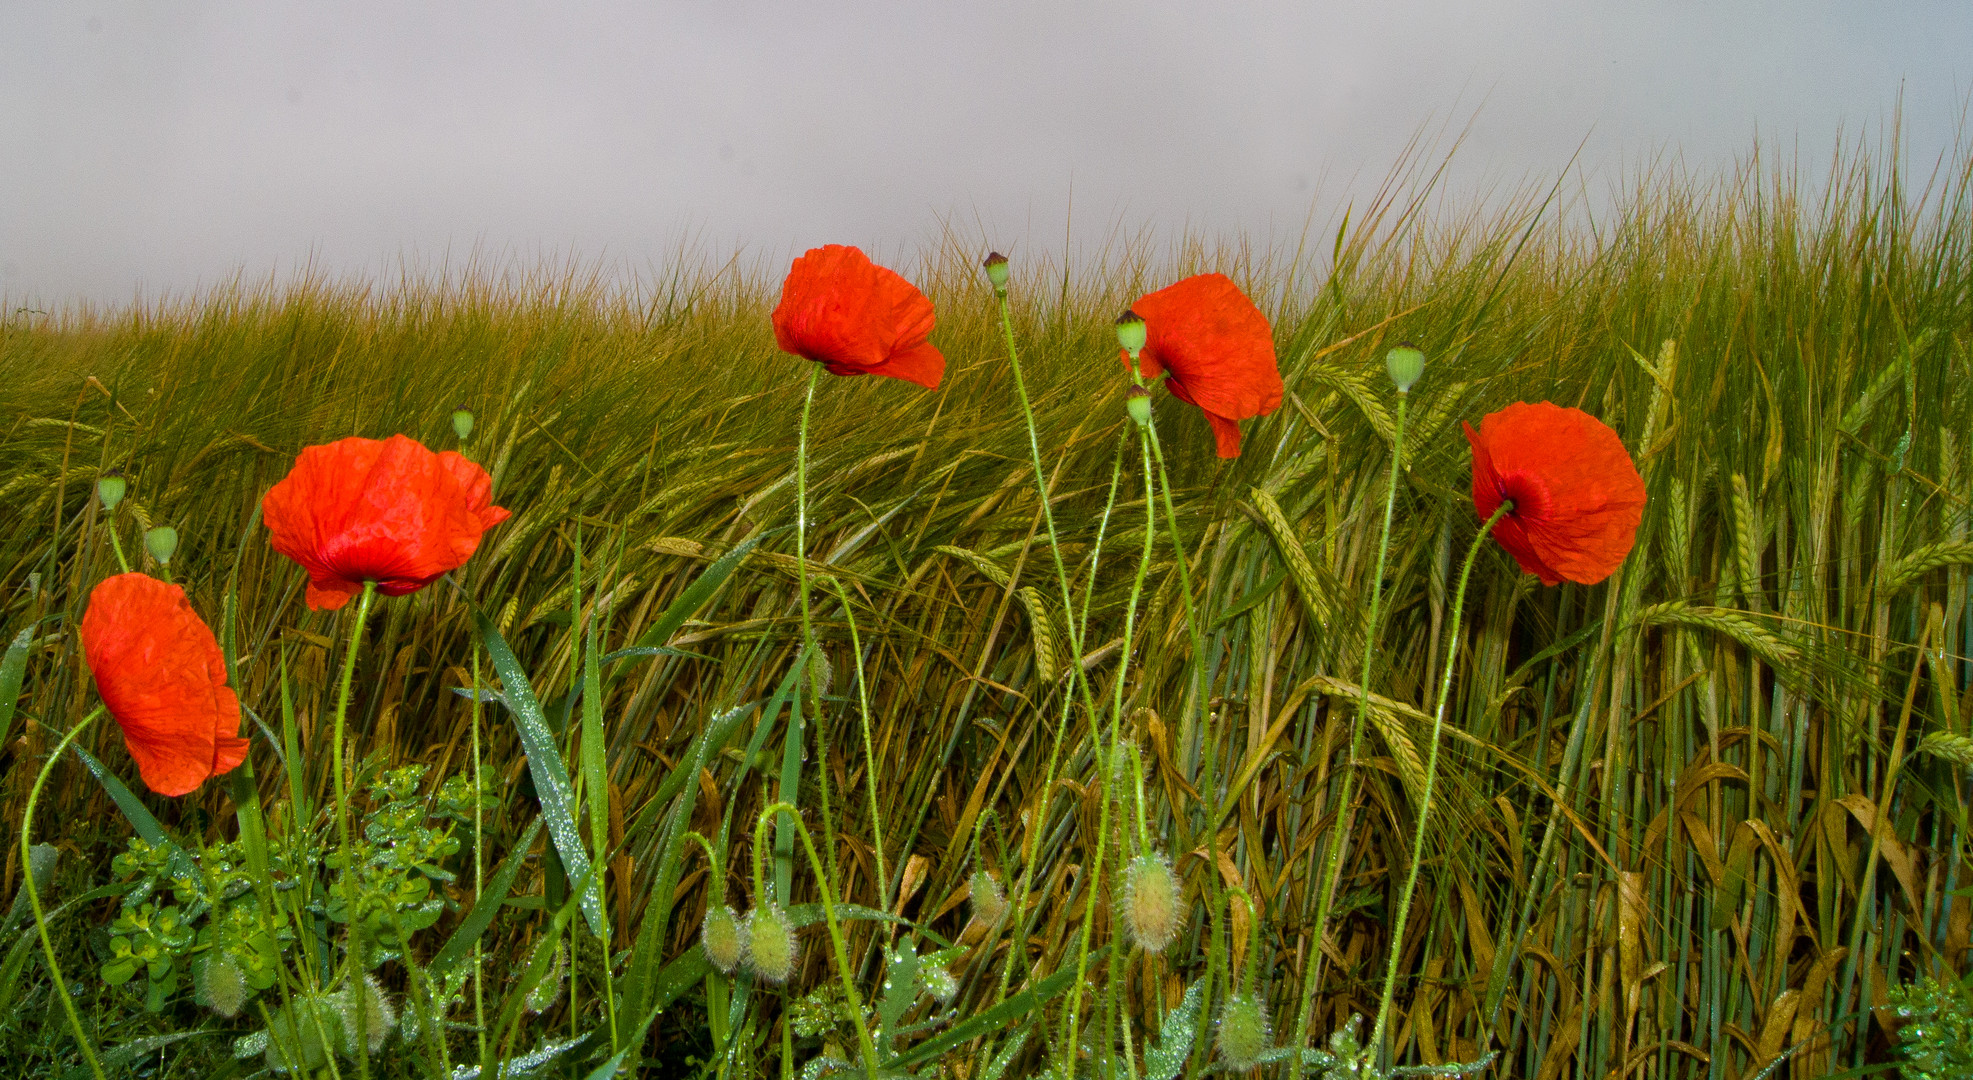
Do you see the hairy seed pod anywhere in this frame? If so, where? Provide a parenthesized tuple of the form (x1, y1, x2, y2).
(968, 870, 1007, 926)
(922, 964, 959, 1002)
(702, 904, 745, 973)
(1217, 993, 1272, 1071)
(194, 950, 249, 1018)
(525, 942, 565, 1014)
(1120, 852, 1184, 953)
(336, 974, 395, 1055)
(744, 904, 799, 983)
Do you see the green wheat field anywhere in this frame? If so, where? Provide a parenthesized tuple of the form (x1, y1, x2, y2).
(1, 140, 1969, 1079)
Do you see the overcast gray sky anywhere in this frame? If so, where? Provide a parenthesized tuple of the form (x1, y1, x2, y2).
(3, 1, 1967, 309)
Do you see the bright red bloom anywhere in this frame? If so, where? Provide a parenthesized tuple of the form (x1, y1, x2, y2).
(1126, 274, 1282, 457)
(81, 573, 248, 797)
(771, 244, 944, 390)
(261, 434, 511, 611)
(1464, 401, 1646, 586)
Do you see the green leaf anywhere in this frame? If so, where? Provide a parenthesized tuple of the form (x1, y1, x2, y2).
(431, 821, 543, 978)
(608, 527, 778, 685)
(72, 746, 198, 877)
(885, 946, 1108, 1071)
(1140, 979, 1203, 1080)
(59, 1032, 204, 1080)
(473, 609, 604, 937)
(0, 623, 35, 748)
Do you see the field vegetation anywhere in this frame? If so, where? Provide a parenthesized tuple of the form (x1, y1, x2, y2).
(0, 136, 1970, 1078)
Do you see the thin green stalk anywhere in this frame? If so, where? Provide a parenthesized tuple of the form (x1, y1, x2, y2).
(1290, 392, 1409, 1077)
(749, 803, 878, 1080)
(471, 646, 489, 1074)
(793, 364, 841, 890)
(329, 579, 378, 1080)
(23, 707, 107, 1080)
(1369, 502, 1510, 1062)
(825, 576, 888, 913)
(105, 520, 130, 574)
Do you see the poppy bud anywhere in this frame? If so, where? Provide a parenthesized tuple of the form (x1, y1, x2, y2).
(983, 252, 1010, 293)
(1385, 343, 1425, 393)
(1126, 386, 1152, 428)
(144, 526, 179, 566)
(922, 964, 959, 1001)
(194, 950, 249, 1018)
(97, 471, 127, 512)
(451, 407, 475, 441)
(526, 942, 565, 1014)
(1216, 993, 1272, 1071)
(1119, 852, 1184, 953)
(744, 904, 799, 983)
(336, 974, 396, 1055)
(1115, 310, 1147, 359)
(968, 870, 1006, 926)
(702, 904, 745, 973)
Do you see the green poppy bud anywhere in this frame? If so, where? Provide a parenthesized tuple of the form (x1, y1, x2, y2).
(922, 964, 959, 1002)
(968, 870, 1007, 926)
(1217, 993, 1272, 1071)
(451, 407, 475, 441)
(983, 251, 1010, 293)
(97, 471, 127, 512)
(336, 974, 395, 1055)
(744, 904, 799, 983)
(1119, 852, 1184, 954)
(702, 904, 745, 973)
(144, 526, 179, 566)
(194, 950, 249, 1018)
(1385, 342, 1425, 393)
(1115, 310, 1148, 358)
(525, 942, 565, 1014)
(1126, 386, 1153, 428)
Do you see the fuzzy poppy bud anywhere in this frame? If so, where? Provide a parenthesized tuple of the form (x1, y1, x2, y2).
(194, 950, 249, 1018)
(1126, 386, 1153, 428)
(922, 964, 958, 1002)
(336, 974, 396, 1055)
(702, 904, 745, 973)
(451, 407, 475, 441)
(97, 471, 127, 512)
(1217, 993, 1272, 1071)
(744, 904, 799, 984)
(1385, 343, 1425, 393)
(525, 942, 565, 1014)
(144, 526, 179, 566)
(1115, 310, 1148, 358)
(983, 252, 1010, 292)
(1119, 852, 1184, 953)
(968, 870, 1007, 926)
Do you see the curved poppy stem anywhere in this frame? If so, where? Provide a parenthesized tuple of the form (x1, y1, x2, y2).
(105, 521, 131, 575)
(22, 707, 107, 1080)
(1367, 500, 1511, 1064)
(1288, 392, 1408, 1079)
(330, 579, 377, 1080)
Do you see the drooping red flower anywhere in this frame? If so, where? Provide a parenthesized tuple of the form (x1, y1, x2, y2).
(1463, 401, 1647, 586)
(1125, 273, 1282, 457)
(80, 573, 248, 796)
(771, 244, 944, 390)
(261, 434, 511, 611)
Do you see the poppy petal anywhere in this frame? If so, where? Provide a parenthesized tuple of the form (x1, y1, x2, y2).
(772, 245, 942, 389)
(80, 573, 247, 796)
(1466, 403, 1645, 585)
(1127, 274, 1281, 457)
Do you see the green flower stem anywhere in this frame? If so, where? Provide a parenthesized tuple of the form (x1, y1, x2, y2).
(330, 579, 378, 1080)
(793, 364, 842, 891)
(1289, 392, 1408, 1079)
(749, 802, 878, 1080)
(470, 646, 489, 1075)
(23, 707, 107, 1080)
(825, 575, 888, 913)
(1369, 501, 1511, 1063)
(105, 520, 131, 575)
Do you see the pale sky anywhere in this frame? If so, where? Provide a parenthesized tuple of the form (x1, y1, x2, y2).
(2, 1, 1967, 308)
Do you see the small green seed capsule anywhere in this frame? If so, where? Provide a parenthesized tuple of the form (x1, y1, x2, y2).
(1120, 852, 1184, 954)
(194, 950, 249, 1018)
(702, 904, 745, 973)
(96, 471, 127, 512)
(451, 406, 475, 441)
(1217, 993, 1272, 1071)
(1385, 342, 1425, 393)
(922, 964, 958, 1001)
(1126, 386, 1152, 428)
(1115, 310, 1148, 358)
(144, 526, 179, 566)
(336, 975, 395, 1055)
(969, 870, 1007, 926)
(983, 251, 1010, 292)
(744, 904, 799, 984)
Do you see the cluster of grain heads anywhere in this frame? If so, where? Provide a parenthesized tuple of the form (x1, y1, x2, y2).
(1119, 852, 1184, 953)
(743, 904, 800, 983)
(701, 904, 746, 973)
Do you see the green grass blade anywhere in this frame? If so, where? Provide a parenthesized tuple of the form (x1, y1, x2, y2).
(885, 945, 1108, 1070)
(472, 607, 604, 937)
(0, 624, 33, 749)
(607, 527, 777, 685)
(429, 818, 545, 977)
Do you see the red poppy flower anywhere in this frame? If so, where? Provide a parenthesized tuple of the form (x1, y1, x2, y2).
(1463, 401, 1646, 586)
(261, 434, 511, 611)
(771, 244, 944, 390)
(1125, 274, 1282, 458)
(80, 573, 248, 797)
